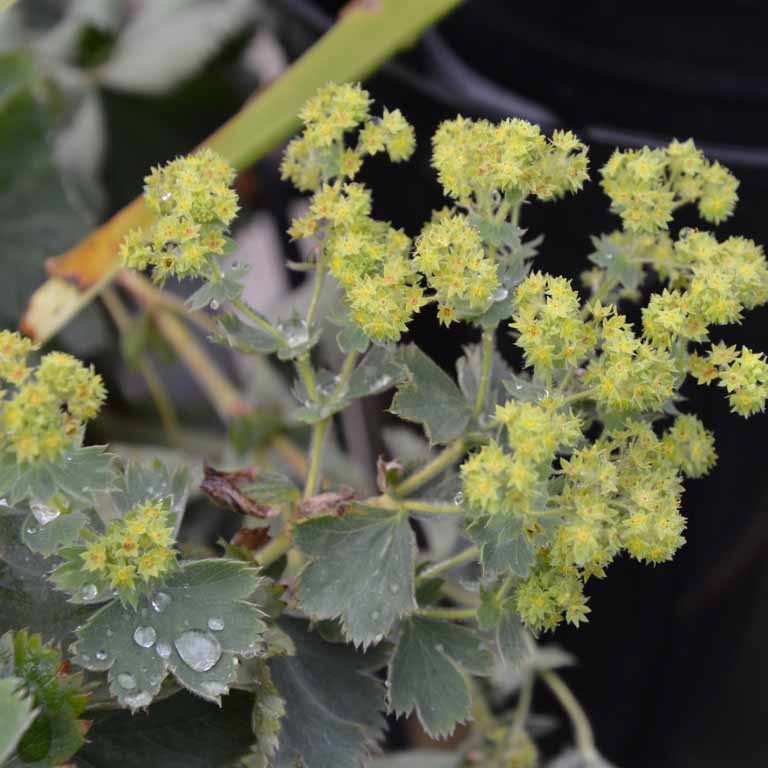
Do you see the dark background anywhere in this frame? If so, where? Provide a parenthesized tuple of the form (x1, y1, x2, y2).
(283, 4, 768, 766)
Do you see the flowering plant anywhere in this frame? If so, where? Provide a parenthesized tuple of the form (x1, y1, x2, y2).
(1, 81, 765, 768)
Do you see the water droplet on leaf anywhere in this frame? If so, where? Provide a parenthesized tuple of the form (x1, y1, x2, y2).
(117, 672, 137, 690)
(454, 491, 464, 505)
(156, 641, 172, 659)
(174, 630, 221, 672)
(30, 501, 60, 525)
(200, 681, 228, 699)
(389, 584, 400, 594)
(209, 299, 220, 311)
(134, 626, 157, 649)
(370, 610, 380, 621)
(95, 650, 108, 661)
(207, 617, 224, 631)
(151, 592, 171, 613)
(80, 584, 98, 601)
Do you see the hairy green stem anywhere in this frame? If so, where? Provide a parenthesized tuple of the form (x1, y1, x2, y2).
(232, 297, 285, 343)
(473, 327, 495, 417)
(304, 260, 326, 331)
(303, 419, 329, 499)
(417, 606, 476, 621)
(255, 529, 293, 567)
(393, 438, 467, 497)
(540, 669, 598, 761)
(418, 545, 480, 580)
(296, 355, 319, 402)
(402, 499, 464, 515)
(510, 673, 535, 735)
(558, 387, 598, 407)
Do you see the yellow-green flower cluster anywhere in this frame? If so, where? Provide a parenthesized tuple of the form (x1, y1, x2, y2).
(584, 311, 678, 413)
(461, 399, 582, 524)
(0, 335, 105, 464)
(281, 82, 415, 192)
(514, 419, 700, 632)
(600, 139, 739, 233)
(511, 273, 597, 374)
(413, 213, 499, 325)
(432, 117, 589, 205)
(291, 181, 426, 341)
(120, 148, 238, 282)
(690, 343, 768, 417)
(79, 499, 177, 604)
(642, 231, 768, 347)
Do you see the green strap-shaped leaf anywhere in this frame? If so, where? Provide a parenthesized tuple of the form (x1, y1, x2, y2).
(387, 617, 493, 739)
(73, 559, 268, 710)
(295, 505, 416, 647)
(268, 618, 387, 768)
(0, 677, 37, 766)
(391, 345, 472, 445)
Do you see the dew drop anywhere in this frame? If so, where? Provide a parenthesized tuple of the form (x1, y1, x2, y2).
(124, 691, 152, 710)
(454, 491, 464, 505)
(95, 650, 108, 661)
(370, 610, 380, 621)
(80, 583, 98, 601)
(209, 299, 220, 311)
(389, 584, 400, 595)
(156, 641, 172, 659)
(207, 617, 225, 631)
(31, 501, 60, 525)
(434, 643, 445, 653)
(0, 498, 8, 507)
(81, 653, 91, 662)
(117, 672, 137, 690)
(174, 630, 221, 672)
(134, 626, 157, 649)
(151, 592, 171, 613)
(160, 192, 172, 202)
(149, 673, 164, 686)
(106, 629, 114, 638)
(25, 526, 37, 535)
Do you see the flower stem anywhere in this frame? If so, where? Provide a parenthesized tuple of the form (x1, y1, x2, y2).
(417, 606, 476, 621)
(232, 297, 285, 343)
(418, 545, 480, 580)
(402, 499, 464, 515)
(540, 669, 598, 761)
(392, 438, 467, 497)
(255, 528, 293, 567)
(473, 327, 495, 417)
(296, 355, 319, 402)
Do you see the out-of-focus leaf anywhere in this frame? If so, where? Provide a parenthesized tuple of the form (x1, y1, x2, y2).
(268, 617, 387, 768)
(295, 505, 416, 647)
(372, 752, 460, 768)
(0, 630, 88, 766)
(0, 511, 91, 641)
(387, 616, 492, 739)
(391, 345, 471, 445)
(77, 690, 255, 768)
(100, 0, 257, 95)
(0, 677, 37, 766)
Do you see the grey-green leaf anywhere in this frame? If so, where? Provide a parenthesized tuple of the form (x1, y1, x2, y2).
(467, 517, 534, 579)
(186, 265, 249, 311)
(268, 618, 387, 768)
(21, 510, 88, 557)
(391, 346, 471, 445)
(295, 505, 416, 647)
(387, 616, 493, 739)
(0, 677, 37, 765)
(73, 559, 267, 709)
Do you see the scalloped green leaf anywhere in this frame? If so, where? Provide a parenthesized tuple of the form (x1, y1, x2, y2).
(588, 233, 644, 291)
(244, 661, 285, 768)
(467, 517, 535, 579)
(295, 505, 416, 647)
(391, 346, 471, 445)
(0, 447, 114, 508)
(73, 559, 268, 710)
(0, 677, 37, 766)
(0, 630, 88, 766)
(387, 616, 492, 739)
(77, 690, 256, 768)
(268, 618, 387, 768)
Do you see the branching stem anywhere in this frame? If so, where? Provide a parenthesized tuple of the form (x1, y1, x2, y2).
(392, 438, 467, 497)
(540, 669, 598, 761)
(418, 545, 480, 580)
(473, 327, 495, 417)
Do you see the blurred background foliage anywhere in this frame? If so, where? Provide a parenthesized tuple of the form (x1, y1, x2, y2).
(2, 2, 768, 766)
